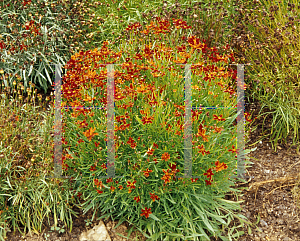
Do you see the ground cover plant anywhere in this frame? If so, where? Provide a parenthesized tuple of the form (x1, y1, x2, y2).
(0, 0, 299, 240)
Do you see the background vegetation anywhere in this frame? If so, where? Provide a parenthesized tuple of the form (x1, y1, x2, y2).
(0, 0, 299, 240)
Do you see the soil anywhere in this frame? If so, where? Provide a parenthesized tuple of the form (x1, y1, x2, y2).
(4, 89, 300, 241)
(215, 93, 300, 241)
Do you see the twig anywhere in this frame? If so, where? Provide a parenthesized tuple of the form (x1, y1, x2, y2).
(248, 176, 297, 192)
(266, 183, 297, 196)
(287, 160, 300, 172)
(251, 176, 297, 205)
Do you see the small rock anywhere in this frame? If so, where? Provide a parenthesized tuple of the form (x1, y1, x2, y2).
(79, 220, 111, 241)
(260, 219, 268, 227)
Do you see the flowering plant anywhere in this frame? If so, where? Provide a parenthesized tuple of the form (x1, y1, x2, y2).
(58, 17, 254, 240)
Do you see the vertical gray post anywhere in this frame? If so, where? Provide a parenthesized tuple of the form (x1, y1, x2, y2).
(236, 64, 246, 179)
(175, 64, 201, 179)
(183, 64, 193, 178)
(46, 64, 63, 179)
(107, 64, 116, 178)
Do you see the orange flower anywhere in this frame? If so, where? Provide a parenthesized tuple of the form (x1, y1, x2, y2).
(215, 161, 228, 172)
(196, 128, 208, 142)
(161, 169, 173, 184)
(146, 148, 155, 156)
(213, 126, 224, 133)
(187, 36, 207, 50)
(83, 127, 98, 141)
(161, 152, 170, 161)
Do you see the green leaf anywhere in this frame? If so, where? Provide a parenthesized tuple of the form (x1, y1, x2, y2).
(149, 213, 161, 222)
(28, 64, 33, 77)
(136, 9, 141, 19)
(135, 115, 143, 125)
(232, 230, 244, 238)
(44, 67, 52, 86)
(146, 222, 152, 236)
(22, 69, 26, 82)
(166, 194, 176, 205)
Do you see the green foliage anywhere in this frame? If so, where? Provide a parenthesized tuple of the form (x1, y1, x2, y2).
(0, 0, 96, 94)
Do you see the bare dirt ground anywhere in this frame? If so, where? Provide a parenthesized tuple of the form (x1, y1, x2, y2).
(221, 94, 300, 241)
(4, 93, 300, 241)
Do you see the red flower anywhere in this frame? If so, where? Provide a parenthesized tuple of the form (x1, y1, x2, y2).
(228, 145, 237, 154)
(89, 164, 96, 172)
(191, 178, 198, 183)
(213, 114, 226, 121)
(197, 144, 210, 156)
(134, 196, 141, 203)
(142, 115, 154, 124)
(149, 192, 160, 202)
(78, 139, 84, 144)
(203, 168, 214, 180)
(110, 186, 116, 193)
(172, 18, 191, 29)
(141, 207, 152, 218)
(205, 180, 212, 186)
(169, 163, 179, 175)
(127, 180, 137, 189)
(146, 148, 155, 156)
(106, 178, 113, 183)
(187, 36, 207, 50)
(244, 112, 252, 122)
(143, 168, 153, 177)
